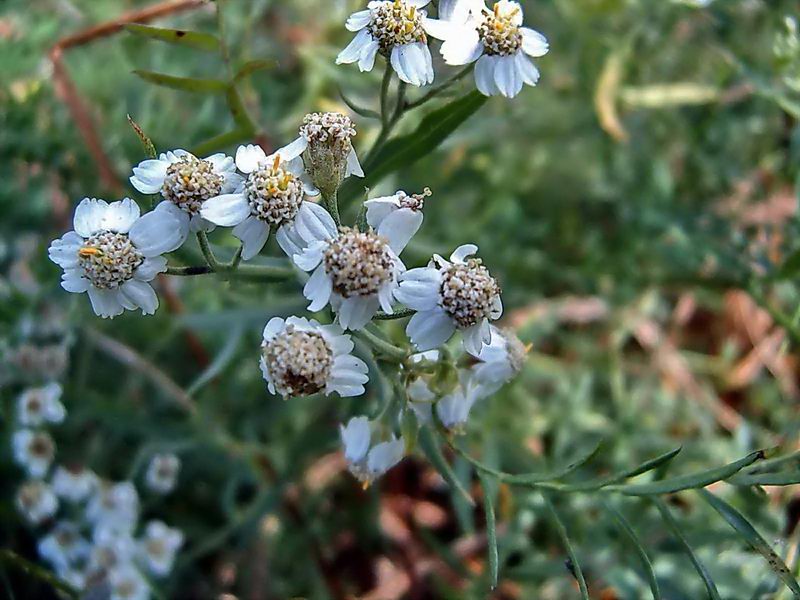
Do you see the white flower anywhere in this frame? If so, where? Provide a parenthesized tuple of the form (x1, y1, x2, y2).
(435, 0, 549, 98)
(200, 143, 322, 261)
(59, 567, 88, 592)
(144, 454, 180, 494)
(17, 383, 65, 426)
(436, 376, 485, 432)
(108, 564, 149, 600)
(137, 521, 183, 577)
(129, 149, 242, 246)
(260, 316, 369, 398)
(340, 416, 405, 485)
(13, 429, 55, 478)
(470, 324, 526, 393)
(395, 244, 502, 355)
(86, 481, 140, 534)
(364, 187, 429, 253)
(16, 481, 58, 525)
(290, 198, 418, 329)
(38, 521, 91, 570)
(89, 524, 136, 573)
(52, 465, 98, 503)
(337, 0, 440, 86)
(406, 376, 436, 424)
(48, 198, 183, 318)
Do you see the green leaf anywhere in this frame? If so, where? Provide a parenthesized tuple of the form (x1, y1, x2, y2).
(504, 439, 603, 484)
(0, 550, 78, 599)
(125, 24, 220, 52)
(339, 88, 381, 120)
(419, 427, 475, 507)
(565, 446, 682, 492)
(652, 497, 721, 600)
(233, 59, 277, 83)
(133, 70, 228, 94)
(542, 495, 590, 600)
(342, 91, 487, 199)
(127, 114, 156, 158)
(699, 489, 800, 598)
(480, 474, 500, 590)
(728, 471, 800, 486)
(606, 450, 764, 496)
(604, 501, 661, 600)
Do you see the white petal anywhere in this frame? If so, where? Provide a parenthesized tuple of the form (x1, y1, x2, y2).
(490, 294, 503, 319)
(422, 17, 453, 40)
(232, 216, 270, 260)
(304, 265, 333, 312)
(275, 137, 308, 162)
(406, 308, 456, 350)
(393, 42, 432, 86)
(61, 272, 89, 293)
(378, 285, 395, 314)
(394, 279, 440, 311)
(365, 196, 400, 228)
(128, 204, 185, 258)
(129, 158, 170, 194)
(378, 208, 423, 254)
(450, 244, 478, 263)
(200, 193, 250, 227)
(48, 231, 83, 268)
(440, 25, 482, 65)
(474, 54, 500, 96)
(134, 257, 168, 281)
(515, 51, 540, 86)
(73, 198, 109, 237)
(340, 417, 371, 462)
(222, 172, 245, 194)
(495, 54, 523, 98)
(189, 213, 214, 233)
(293, 242, 326, 272)
(390, 45, 414, 86)
(521, 28, 549, 57)
(439, 0, 476, 22)
(367, 439, 404, 476)
(235, 144, 267, 174)
(120, 280, 159, 315)
(297, 202, 337, 242)
(101, 198, 141, 233)
(346, 9, 372, 31)
(337, 296, 379, 330)
(462, 321, 488, 355)
(337, 29, 373, 65)
(359, 39, 380, 72)
(262, 317, 285, 342)
(87, 286, 125, 318)
(346, 147, 365, 178)
(276, 223, 304, 258)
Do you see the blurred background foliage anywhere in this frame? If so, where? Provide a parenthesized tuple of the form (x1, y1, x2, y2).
(2, 0, 800, 598)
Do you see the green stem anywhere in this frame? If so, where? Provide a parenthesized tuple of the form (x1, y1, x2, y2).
(374, 308, 415, 320)
(166, 265, 214, 276)
(356, 328, 409, 362)
(405, 64, 473, 109)
(379, 62, 393, 127)
(197, 231, 223, 271)
(323, 190, 341, 227)
(229, 243, 244, 270)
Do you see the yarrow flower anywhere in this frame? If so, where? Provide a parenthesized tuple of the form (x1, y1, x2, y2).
(52, 465, 98, 503)
(339, 416, 405, 486)
(16, 481, 58, 525)
(437, 0, 549, 97)
(13, 429, 55, 478)
(200, 143, 323, 261)
(144, 453, 180, 494)
(129, 150, 242, 245)
(364, 187, 429, 253)
(259, 316, 369, 398)
(396, 244, 502, 355)
(469, 324, 527, 393)
(38, 521, 90, 571)
(48, 198, 184, 318)
(337, 0, 444, 86)
(108, 564, 150, 600)
(137, 520, 184, 577)
(86, 481, 140, 534)
(17, 383, 65, 427)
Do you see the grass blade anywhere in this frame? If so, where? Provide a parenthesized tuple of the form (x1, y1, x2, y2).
(125, 24, 220, 51)
(604, 501, 661, 599)
(479, 474, 499, 590)
(652, 497, 721, 600)
(607, 450, 764, 496)
(542, 495, 590, 599)
(699, 489, 800, 599)
(420, 427, 475, 506)
(133, 70, 228, 94)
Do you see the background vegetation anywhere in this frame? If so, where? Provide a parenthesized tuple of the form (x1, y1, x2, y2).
(2, 0, 800, 597)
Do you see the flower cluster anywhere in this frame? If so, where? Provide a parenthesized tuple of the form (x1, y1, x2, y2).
(11, 381, 183, 598)
(338, 0, 549, 97)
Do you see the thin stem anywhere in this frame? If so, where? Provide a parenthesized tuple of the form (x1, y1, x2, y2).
(323, 190, 341, 227)
(379, 61, 393, 127)
(228, 243, 244, 270)
(165, 261, 293, 280)
(356, 328, 409, 362)
(165, 265, 214, 276)
(374, 308, 415, 320)
(406, 64, 473, 109)
(197, 231, 223, 271)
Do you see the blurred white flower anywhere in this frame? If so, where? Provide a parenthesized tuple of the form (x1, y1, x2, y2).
(13, 429, 55, 478)
(406, 376, 435, 424)
(144, 454, 180, 495)
(470, 324, 526, 393)
(435, 0, 549, 97)
(436, 376, 485, 432)
(108, 564, 149, 600)
(337, 0, 440, 86)
(260, 316, 369, 398)
(89, 524, 136, 573)
(395, 244, 502, 355)
(86, 481, 140, 534)
(48, 198, 183, 318)
(58, 567, 88, 592)
(38, 521, 91, 571)
(17, 382, 65, 427)
(291, 207, 415, 328)
(52, 465, 98, 503)
(340, 416, 405, 485)
(364, 188, 429, 253)
(200, 143, 321, 261)
(129, 150, 242, 246)
(16, 481, 58, 525)
(137, 520, 184, 577)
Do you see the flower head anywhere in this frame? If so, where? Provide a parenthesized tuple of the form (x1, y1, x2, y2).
(364, 187, 429, 253)
(200, 143, 322, 261)
(16, 481, 58, 525)
(48, 198, 183, 318)
(17, 383, 65, 427)
(86, 481, 140, 534)
(435, 0, 549, 97)
(396, 244, 502, 354)
(137, 520, 184, 577)
(52, 465, 98, 503)
(13, 429, 55, 478)
(337, 0, 439, 86)
(130, 150, 242, 247)
(340, 416, 405, 486)
(470, 324, 526, 393)
(88, 525, 136, 574)
(108, 564, 149, 600)
(144, 454, 180, 495)
(260, 316, 369, 398)
(38, 521, 91, 571)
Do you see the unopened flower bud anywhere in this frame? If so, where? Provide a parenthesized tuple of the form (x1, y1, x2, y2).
(298, 112, 364, 197)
